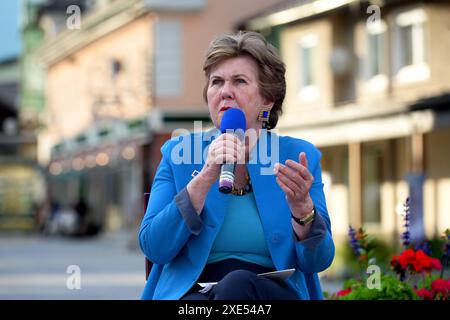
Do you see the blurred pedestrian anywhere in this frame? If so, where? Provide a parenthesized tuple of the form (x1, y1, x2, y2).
(74, 197, 89, 235)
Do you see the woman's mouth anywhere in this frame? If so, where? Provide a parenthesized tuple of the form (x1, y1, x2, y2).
(220, 106, 232, 113)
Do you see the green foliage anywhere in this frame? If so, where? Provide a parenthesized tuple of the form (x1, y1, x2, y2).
(415, 273, 440, 290)
(337, 275, 420, 300)
(341, 233, 394, 277)
(427, 236, 445, 259)
(332, 224, 450, 299)
(367, 238, 395, 270)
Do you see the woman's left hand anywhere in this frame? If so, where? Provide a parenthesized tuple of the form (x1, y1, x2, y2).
(274, 152, 314, 217)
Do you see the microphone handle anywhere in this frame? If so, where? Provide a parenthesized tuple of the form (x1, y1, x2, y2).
(219, 163, 236, 194)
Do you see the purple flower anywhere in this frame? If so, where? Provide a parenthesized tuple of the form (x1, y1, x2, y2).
(401, 197, 411, 249)
(444, 230, 450, 255)
(415, 242, 432, 256)
(444, 243, 450, 258)
(441, 229, 450, 267)
(348, 225, 361, 257)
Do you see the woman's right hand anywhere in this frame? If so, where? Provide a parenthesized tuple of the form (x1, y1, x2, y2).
(199, 133, 245, 186)
(187, 133, 244, 215)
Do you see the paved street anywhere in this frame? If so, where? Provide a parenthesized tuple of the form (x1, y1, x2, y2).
(0, 230, 343, 300)
(0, 230, 145, 300)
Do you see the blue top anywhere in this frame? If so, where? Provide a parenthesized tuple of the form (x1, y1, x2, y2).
(139, 129, 335, 300)
(207, 192, 275, 269)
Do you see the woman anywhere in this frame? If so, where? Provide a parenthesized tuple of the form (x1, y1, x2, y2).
(139, 31, 334, 300)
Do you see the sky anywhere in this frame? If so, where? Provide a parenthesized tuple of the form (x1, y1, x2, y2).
(0, 1, 22, 61)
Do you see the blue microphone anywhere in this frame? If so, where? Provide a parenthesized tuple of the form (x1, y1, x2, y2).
(219, 108, 246, 194)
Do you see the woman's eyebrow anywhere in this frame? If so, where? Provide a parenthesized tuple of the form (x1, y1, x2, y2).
(209, 75, 223, 80)
(209, 73, 251, 81)
(232, 74, 250, 80)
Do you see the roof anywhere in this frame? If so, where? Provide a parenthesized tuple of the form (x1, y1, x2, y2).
(238, 0, 428, 30)
(0, 56, 19, 66)
(410, 93, 450, 112)
(239, 0, 357, 30)
(37, 0, 88, 17)
(240, 0, 313, 22)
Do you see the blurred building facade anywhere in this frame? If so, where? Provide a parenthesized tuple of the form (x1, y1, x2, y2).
(242, 0, 450, 244)
(1, 0, 91, 232)
(0, 0, 46, 231)
(31, 0, 282, 234)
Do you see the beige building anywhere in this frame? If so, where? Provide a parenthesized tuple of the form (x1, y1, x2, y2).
(242, 0, 450, 245)
(35, 0, 282, 233)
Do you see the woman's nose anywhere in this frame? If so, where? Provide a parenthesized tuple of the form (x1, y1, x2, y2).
(220, 81, 234, 100)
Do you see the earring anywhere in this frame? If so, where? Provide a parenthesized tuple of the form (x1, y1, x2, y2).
(257, 109, 270, 122)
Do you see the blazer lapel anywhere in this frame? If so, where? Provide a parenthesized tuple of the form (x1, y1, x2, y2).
(247, 131, 290, 228)
(200, 131, 230, 228)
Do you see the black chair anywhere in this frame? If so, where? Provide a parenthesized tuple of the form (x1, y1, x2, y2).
(143, 192, 152, 280)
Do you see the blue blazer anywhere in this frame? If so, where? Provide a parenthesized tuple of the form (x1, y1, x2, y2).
(139, 129, 334, 300)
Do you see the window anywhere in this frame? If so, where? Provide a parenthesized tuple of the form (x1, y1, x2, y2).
(154, 20, 182, 97)
(368, 33, 383, 77)
(398, 25, 414, 67)
(393, 8, 428, 83)
(301, 46, 313, 87)
(298, 34, 319, 101)
(111, 59, 122, 79)
(365, 20, 387, 91)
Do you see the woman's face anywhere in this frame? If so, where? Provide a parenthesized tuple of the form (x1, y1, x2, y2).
(206, 56, 273, 132)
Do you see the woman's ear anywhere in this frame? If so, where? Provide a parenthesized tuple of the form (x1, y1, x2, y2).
(265, 103, 274, 112)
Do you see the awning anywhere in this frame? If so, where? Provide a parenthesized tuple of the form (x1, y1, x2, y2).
(280, 109, 450, 147)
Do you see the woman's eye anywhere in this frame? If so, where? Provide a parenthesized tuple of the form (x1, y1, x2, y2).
(211, 79, 222, 86)
(236, 78, 247, 84)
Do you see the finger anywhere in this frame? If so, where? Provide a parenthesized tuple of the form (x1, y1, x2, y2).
(299, 152, 308, 169)
(276, 176, 295, 199)
(276, 170, 305, 197)
(213, 146, 244, 162)
(221, 136, 245, 156)
(214, 154, 238, 165)
(211, 140, 244, 159)
(276, 166, 302, 190)
(285, 159, 313, 182)
(213, 139, 241, 152)
(274, 163, 280, 175)
(220, 133, 243, 147)
(277, 163, 309, 187)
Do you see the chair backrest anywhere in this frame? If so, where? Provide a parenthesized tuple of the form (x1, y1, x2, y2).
(143, 192, 152, 280)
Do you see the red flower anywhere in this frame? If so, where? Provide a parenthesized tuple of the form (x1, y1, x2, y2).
(399, 249, 415, 269)
(431, 279, 449, 295)
(394, 249, 442, 273)
(391, 255, 399, 266)
(429, 258, 442, 271)
(415, 288, 434, 300)
(336, 288, 352, 297)
(413, 250, 431, 272)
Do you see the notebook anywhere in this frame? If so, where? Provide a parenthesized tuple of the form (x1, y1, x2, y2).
(197, 268, 295, 294)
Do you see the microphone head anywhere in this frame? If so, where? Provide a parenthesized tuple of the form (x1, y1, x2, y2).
(220, 108, 246, 135)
